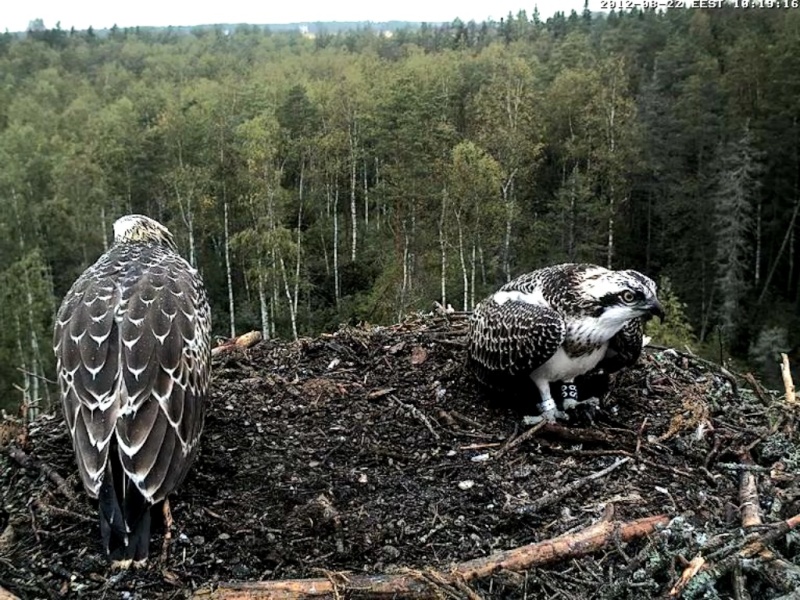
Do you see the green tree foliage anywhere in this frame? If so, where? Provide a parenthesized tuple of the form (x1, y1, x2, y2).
(646, 277, 696, 351)
(2, 7, 800, 412)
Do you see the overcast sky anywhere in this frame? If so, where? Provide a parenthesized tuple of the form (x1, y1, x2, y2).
(2, 0, 596, 33)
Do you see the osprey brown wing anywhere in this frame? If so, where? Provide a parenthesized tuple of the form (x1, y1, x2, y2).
(115, 254, 210, 503)
(468, 299, 566, 387)
(53, 270, 123, 498)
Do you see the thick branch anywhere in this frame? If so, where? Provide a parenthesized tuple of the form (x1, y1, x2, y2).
(0, 585, 21, 600)
(738, 451, 762, 529)
(7, 446, 75, 501)
(212, 331, 263, 357)
(195, 514, 668, 599)
(780, 353, 797, 405)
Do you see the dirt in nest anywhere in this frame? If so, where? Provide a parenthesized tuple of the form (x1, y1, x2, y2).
(2, 314, 800, 599)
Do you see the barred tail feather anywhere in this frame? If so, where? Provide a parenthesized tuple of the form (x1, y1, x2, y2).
(98, 461, 152, 561)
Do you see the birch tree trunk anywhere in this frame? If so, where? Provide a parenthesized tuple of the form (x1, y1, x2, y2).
(11, 188, 45, 420)
(14, 317, 34, 422)
(333, 182, 340, 308)
(223, 198, 235, 338)
(280, 255, 298, 340)
(271, 247, 279, 338)
(172, 167, 196, 267)
(398, 219, 411, 321)
(350, 121, 358, 262)
(363, 158, 369, 228)
(257, 263, 270, 341)
(439, 188, 448, 307)
(456, 211, 469, 311)
(470, 243, 477, 311)
(501, 171, 517, 282)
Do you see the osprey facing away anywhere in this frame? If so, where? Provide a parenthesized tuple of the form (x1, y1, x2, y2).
(53, 215, 210, 564)
(467, 263, 663, 423)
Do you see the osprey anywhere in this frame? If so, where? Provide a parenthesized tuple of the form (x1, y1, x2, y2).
(53, 214, 210, 564)
(467, 263, 663, 423)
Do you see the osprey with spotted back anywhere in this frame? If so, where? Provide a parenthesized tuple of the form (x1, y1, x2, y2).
(467, 263, 663, 423)
(53, 214, 210, 563)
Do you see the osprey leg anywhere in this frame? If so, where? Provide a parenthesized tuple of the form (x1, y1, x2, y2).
(523, 377, 567, 425)
(160, 498, 173, 562)
(561, 380, 601, 412)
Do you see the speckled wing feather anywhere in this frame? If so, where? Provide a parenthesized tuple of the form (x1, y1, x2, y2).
(467, 299, 566, 389)
(598, 318, 644, 374)
(53, 244, 210, 504)
(54, 271, 122, 496)
(114, 250, 210, 503)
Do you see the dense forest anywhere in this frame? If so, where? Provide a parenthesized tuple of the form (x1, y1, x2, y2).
(1, 5, 799, 415)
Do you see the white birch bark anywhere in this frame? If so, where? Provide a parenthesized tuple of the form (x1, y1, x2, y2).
(333, 182, 340, 307)
(223, 199, 235, 338)
(456, 211, 469, 311)
(258, 263, 269, 341)
(439, 188, 448, 306)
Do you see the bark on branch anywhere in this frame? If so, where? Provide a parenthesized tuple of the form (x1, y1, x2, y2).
(194, 514, 668, 599)
(780, 353, 797, 406)
(6, 445, 75, 501)
(0, 585, 21, 600)
(212, 331, 263, 357)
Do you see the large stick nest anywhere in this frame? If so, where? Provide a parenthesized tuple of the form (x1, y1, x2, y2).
(2, 314, 800, 599)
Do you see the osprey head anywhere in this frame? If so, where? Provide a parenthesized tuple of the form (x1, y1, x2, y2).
(578, 267, 664, 329)
(113, 214, 177, 251)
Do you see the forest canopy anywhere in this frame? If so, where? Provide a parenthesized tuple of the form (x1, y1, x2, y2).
(1, 5, 799, 414)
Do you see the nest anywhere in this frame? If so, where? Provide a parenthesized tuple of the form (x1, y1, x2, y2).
(2, 313, 800, 599)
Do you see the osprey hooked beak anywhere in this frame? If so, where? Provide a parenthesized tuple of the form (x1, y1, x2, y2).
(647, 299, 666, 323)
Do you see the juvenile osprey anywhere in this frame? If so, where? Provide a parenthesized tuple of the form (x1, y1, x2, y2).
(53, 215, 210, 563)
(468, 263, 663, 423)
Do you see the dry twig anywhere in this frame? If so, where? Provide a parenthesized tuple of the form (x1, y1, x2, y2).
(743, 372, 772, 407)
(494, 421, 546, 459)
(194, 514, 668, 599)
(7, 445, 75, 501)
(669, 554, 706, 597)
(673, 513, 800, 598)
(513, 457, 631, 515)
(390, 396, 440, 440)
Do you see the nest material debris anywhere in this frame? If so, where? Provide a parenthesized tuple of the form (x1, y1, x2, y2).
(2, 314, 799, 599)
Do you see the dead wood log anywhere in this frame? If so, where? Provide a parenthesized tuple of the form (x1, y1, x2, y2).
(738, 451, 762, 529)
(194, 514, 668, 599)
(0, 585, 21, 600)
(6, 445, 75, 501)
(212, 331, 263, 357)
(780, 353, 797, 406)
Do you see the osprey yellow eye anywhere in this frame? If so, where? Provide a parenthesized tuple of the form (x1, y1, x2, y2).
(621, 290, 636, 304)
